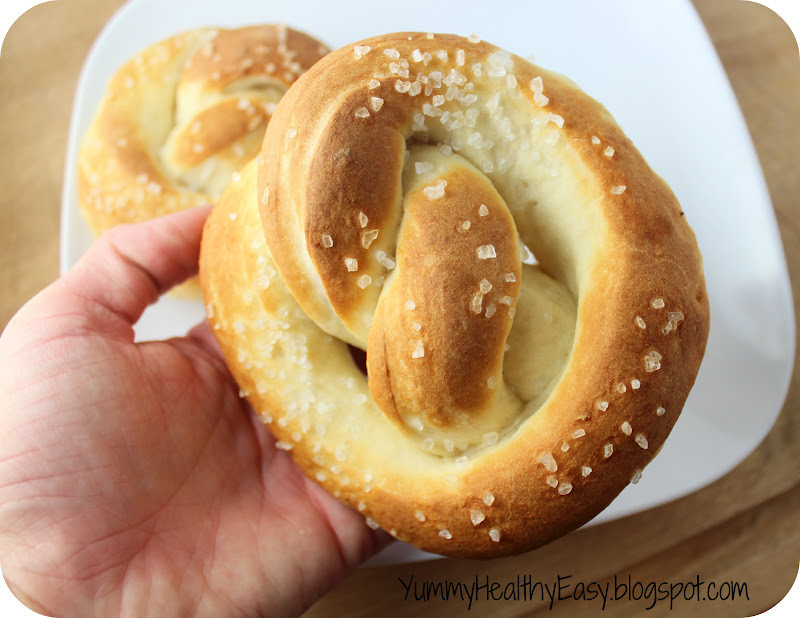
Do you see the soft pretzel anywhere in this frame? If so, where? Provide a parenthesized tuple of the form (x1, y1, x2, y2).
(200, 32, 710, 558)
(77, 24, 329, 294)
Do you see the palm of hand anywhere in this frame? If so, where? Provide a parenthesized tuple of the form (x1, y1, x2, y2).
(0, 210, 383, 617)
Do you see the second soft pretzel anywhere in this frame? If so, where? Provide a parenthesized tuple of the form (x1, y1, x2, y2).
(77, 24, 329, 295)
(200, 32, 710, 558)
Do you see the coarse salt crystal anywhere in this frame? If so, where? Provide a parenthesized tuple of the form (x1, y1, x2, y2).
(611, 185, 627, 195)
(379, 254, 396, 270)
(361, 229, 379, 249)
(477, 244, 496, 259)
(539, 452, 558, 472)
(353, 45, 371, 59)
(470, 292, 483, 314)
(533, 92, 549, 107)
(344, 258, 358, 272)
(411, 340, 425, 358)
(644, 350, 663, 372)
(470, 510, 485, 525)
(423, 179, 447, 199)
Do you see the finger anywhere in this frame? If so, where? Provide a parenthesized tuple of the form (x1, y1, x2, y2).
(63, 205, 213, 330)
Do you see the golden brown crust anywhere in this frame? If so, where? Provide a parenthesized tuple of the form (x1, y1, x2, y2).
(200, 32, 710, 558)
(366, 150, 522, 440)
(77, 24, 329, 294)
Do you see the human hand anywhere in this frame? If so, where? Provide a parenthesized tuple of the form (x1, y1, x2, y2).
(0, 206, 389, 617)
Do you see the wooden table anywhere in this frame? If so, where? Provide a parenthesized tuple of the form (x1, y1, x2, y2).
(1, 1, 798, 616)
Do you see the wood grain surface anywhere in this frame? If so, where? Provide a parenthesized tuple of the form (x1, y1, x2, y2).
(0, 1, 798, 616)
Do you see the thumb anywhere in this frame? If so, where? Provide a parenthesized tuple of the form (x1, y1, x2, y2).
(57, 205, 213, 339)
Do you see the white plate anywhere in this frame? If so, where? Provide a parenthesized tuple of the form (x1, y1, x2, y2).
(60, 0, 795, 565)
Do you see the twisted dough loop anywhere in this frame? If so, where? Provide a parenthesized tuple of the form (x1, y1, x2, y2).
(201, 32, 709, 557)
(367, 147, 524, 448)
(77, 23, 329, 243)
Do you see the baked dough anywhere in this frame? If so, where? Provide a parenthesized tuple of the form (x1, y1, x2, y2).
(200, 32, 710, 557)
(77, 24, 329, 294)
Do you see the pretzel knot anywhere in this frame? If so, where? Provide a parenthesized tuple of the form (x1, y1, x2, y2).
(201, 32, 709, 557)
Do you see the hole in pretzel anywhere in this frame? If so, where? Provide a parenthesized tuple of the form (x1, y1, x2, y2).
(347, 344, 368, 376)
